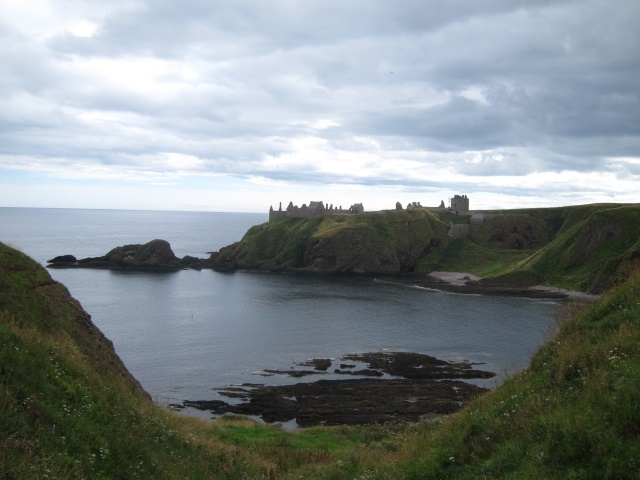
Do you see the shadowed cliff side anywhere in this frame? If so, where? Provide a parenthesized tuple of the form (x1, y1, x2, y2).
(0, 243, 147, 395)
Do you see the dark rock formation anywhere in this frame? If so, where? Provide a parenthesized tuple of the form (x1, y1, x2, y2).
(298, 358, 332, 371)
(47, 239, 212, 271)
(184, 351, 495, 427)
(339, 351, 494, 380)
(186, 378, 487, 427)
(47, 254, 77, 264)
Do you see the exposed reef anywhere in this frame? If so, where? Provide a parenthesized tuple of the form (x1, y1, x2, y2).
(181, 351, 494, 427)
(47, 239, 212, 271)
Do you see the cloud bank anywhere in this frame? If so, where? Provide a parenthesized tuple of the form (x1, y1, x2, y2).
(1, 0, 638, 211)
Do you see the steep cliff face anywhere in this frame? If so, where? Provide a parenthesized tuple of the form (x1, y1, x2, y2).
(211, 209, 450, 274)
(0, 242, 161, 477)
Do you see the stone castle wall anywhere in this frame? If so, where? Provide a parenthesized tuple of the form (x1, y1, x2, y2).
(269, 201, 364, 222)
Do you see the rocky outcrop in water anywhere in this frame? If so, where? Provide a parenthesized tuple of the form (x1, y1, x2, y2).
(47, 239, 212, 271)
(182, 351, 495, 427)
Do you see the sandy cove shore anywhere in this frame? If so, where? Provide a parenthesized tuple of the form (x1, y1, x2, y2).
(427, 271, 601, 301)
(428, 271, 482, 285)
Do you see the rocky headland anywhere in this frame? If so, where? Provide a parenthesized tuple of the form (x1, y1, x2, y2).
(207, 204, 640, 295)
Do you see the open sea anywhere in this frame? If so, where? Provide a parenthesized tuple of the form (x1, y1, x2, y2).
(1, 207, 561, 420)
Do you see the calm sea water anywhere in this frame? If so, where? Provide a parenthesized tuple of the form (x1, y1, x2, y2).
(1, 208, 560, 415)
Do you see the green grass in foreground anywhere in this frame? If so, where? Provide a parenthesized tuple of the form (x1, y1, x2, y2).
(3, 241, 640, 478)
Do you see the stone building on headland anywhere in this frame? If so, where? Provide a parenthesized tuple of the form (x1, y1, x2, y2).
(449, 194, 469, 214)
(269, 201, 364, 222)
(394, 196, 462, 213)
(269, 194, 476, 239)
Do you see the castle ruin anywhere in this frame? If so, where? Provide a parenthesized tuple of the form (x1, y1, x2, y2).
(268, 194, 474, 237)
(394, 196, 463, 212)
(269, 201, 364, 222)
(449, 194, 469, 214)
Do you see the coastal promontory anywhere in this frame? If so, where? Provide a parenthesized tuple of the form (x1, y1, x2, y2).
(210, 208, 450, 274)
(209, 203, 640, 295)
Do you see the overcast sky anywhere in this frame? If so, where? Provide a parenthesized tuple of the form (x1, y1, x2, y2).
(1, 0, 638, 213)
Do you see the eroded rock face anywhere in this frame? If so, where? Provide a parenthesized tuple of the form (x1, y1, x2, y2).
(47, 239, 212, 270)
(479, 215, 549, 250)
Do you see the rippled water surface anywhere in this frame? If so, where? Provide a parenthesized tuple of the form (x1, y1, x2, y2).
(1, 208, 560, 408)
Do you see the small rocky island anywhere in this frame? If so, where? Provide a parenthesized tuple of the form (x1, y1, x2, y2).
(47, 239, 212, 271)
(180, 351, 495, 427)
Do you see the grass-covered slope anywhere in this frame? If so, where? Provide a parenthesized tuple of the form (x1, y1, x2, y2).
(211, 209, 450, 274)
(0, 242, 216, 478)
(387, 265, 640, 479)
(502, 205, 640, 293)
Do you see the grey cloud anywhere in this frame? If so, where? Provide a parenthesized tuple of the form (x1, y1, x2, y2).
(49, 0, 563, 58)
(1, 0, 639, 195)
